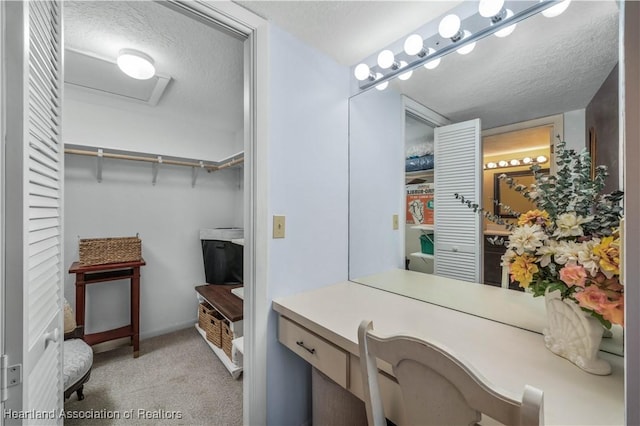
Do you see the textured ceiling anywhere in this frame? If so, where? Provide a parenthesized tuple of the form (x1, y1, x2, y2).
(241, 0, 619, 131)
(63, 0, 619, 143)
(236, 1, 461, 66)
(64, 1, 244, 133)
(385, 0, 619, 129)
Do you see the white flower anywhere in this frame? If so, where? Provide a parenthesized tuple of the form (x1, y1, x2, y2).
(501, 248, 517, 266)
(507, 224, 547, 255)
(554, 240, 581, 265)
(536, 240, 559, 268)
(553, 212, 594, 238)
(577, 238, 601, 276)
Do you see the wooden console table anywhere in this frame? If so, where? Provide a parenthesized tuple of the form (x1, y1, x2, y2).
(69, 259, 146, 358)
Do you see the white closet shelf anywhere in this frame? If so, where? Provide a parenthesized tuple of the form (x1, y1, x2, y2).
(410, 252, 434, 260)
(64, 143, 243, 186)
(194, 323, 243, 379)
(410, 224, 434, 232)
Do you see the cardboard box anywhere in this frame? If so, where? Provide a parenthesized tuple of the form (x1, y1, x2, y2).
(406, 183, 434, 225)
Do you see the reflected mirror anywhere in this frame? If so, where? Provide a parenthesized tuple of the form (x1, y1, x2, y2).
(349, 1, 622, 354)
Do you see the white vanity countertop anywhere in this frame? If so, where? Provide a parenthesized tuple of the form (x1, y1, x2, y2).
(354, 269, 623, 354)
(273, 280, 624, 425)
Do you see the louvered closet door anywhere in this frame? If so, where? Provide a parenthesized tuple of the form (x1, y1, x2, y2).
(4, 1, 64, 423)
(434, 119, 482, 283)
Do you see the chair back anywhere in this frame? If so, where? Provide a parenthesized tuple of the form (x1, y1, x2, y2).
(357, 320, 544, 426)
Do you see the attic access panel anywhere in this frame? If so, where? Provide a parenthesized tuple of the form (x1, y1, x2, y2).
(64, 48, 171, 106)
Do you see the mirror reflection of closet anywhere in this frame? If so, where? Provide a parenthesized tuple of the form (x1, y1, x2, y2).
(404, 112, 436, 275)
(401, 99, 451, 276)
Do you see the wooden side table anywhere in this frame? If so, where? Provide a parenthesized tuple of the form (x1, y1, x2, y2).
(69, 259, 146, 358)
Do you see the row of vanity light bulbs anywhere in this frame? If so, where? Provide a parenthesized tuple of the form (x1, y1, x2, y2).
(483, 155, 548, 170)
(354, 0, 572, 90)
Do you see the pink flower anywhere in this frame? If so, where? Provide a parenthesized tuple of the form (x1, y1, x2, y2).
(600, 298, 624, 326)
(559, 264, 587, 288)
(574, 285, 608, 313)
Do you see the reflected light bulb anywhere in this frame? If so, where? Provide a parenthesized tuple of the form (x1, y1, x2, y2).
(510, 159, 521, 166)
(423, 48, 441, 70)
(439, 14, 461, 39)
(479, 0, 504, 18)
(354, 63, 371, 81)
(541, 0, 571, 18)
(523, 157, 532, 164)
(375, 73, 388, 91)
(498, 160, 509, 167)
(398, 61, 413, 80)
(404, 34, 424, 56)
(487, 162, 498, 169)
(495, 9, 516, 38)
(536, 155, 548, 163)
(377, 50, 395, 69)
(456, 31, 476, 55)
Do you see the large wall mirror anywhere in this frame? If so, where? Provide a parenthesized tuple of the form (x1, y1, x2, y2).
(348, 1, 622, 354)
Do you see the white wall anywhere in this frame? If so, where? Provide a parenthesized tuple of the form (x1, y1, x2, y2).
(64, 87, 242, 160)
(64, 153, 243, 339)
(266, 24, 350, 426)
(349, 88, 405, 279)
(563, 108, 587, 152)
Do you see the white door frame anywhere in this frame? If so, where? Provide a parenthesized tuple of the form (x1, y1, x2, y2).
(0, 1, 5, 421)
(163, 2, 269, 424)
(0, 1, 269, 424)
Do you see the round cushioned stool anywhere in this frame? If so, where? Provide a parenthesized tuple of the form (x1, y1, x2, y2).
(63, 338, 93, 400)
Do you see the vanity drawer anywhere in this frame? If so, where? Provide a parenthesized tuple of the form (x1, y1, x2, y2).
(278, 316, 348, 388)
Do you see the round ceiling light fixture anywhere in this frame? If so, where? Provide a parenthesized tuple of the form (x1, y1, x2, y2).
(117, 49, 156, 80)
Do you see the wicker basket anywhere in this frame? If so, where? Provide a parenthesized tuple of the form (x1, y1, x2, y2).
(221, 320, 233, 359)
(198, 302, 215, 331)
(205, 310, 225, 348)
(78, 236, 141, 266)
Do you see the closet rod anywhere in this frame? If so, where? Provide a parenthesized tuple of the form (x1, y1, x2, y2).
(64, 148, 243, 171)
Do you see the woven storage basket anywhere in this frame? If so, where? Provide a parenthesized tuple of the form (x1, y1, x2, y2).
(198, 302, 215, 331)
(221, 320, 233, 359)
(205, 310, 225, 348)
(78, 236, 141, 266)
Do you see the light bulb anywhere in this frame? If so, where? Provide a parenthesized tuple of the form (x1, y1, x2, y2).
(536, 155, 548, 163)
(398, 61, 413, 81)
(354, 63, 371, 81)
(498, 160, 509, 167)
(523, 157, 532, 164)
(439, 14, 461, 39)
(117, 49, 155, 80)
(541, 0, 571, 18)
(456, 31, 476, 55)
(487, 162, 498, 169)
(423, 48, 441, 70)
(495, 9, 516, 38)
(377, 50, 395, 69)
(375, 73, 388, 91)
(510, 159, 521, 166)
(479, 0, 504, 18)
(404, 34, 424, 56)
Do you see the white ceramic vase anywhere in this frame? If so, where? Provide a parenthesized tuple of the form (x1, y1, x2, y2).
(543, 289, 611, 375)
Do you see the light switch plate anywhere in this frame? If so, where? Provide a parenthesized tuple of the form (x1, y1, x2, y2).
(273, 215, 286, 238)
(393, 214, 399, 230)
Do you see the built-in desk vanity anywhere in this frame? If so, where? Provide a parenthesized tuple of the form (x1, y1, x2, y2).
(273, 270, 624, 425)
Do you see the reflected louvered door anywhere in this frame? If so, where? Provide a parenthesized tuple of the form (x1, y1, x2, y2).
(434, 119, 482, 283)
(4, 1, 64, 423)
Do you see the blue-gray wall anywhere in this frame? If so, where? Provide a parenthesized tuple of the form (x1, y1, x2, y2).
(266, 24, 350, 425)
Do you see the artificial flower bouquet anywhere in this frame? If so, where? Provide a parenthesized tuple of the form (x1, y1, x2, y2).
(456, 141, 624, 328)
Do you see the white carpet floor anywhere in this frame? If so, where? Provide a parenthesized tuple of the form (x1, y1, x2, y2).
(63, 327, 243, 425)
